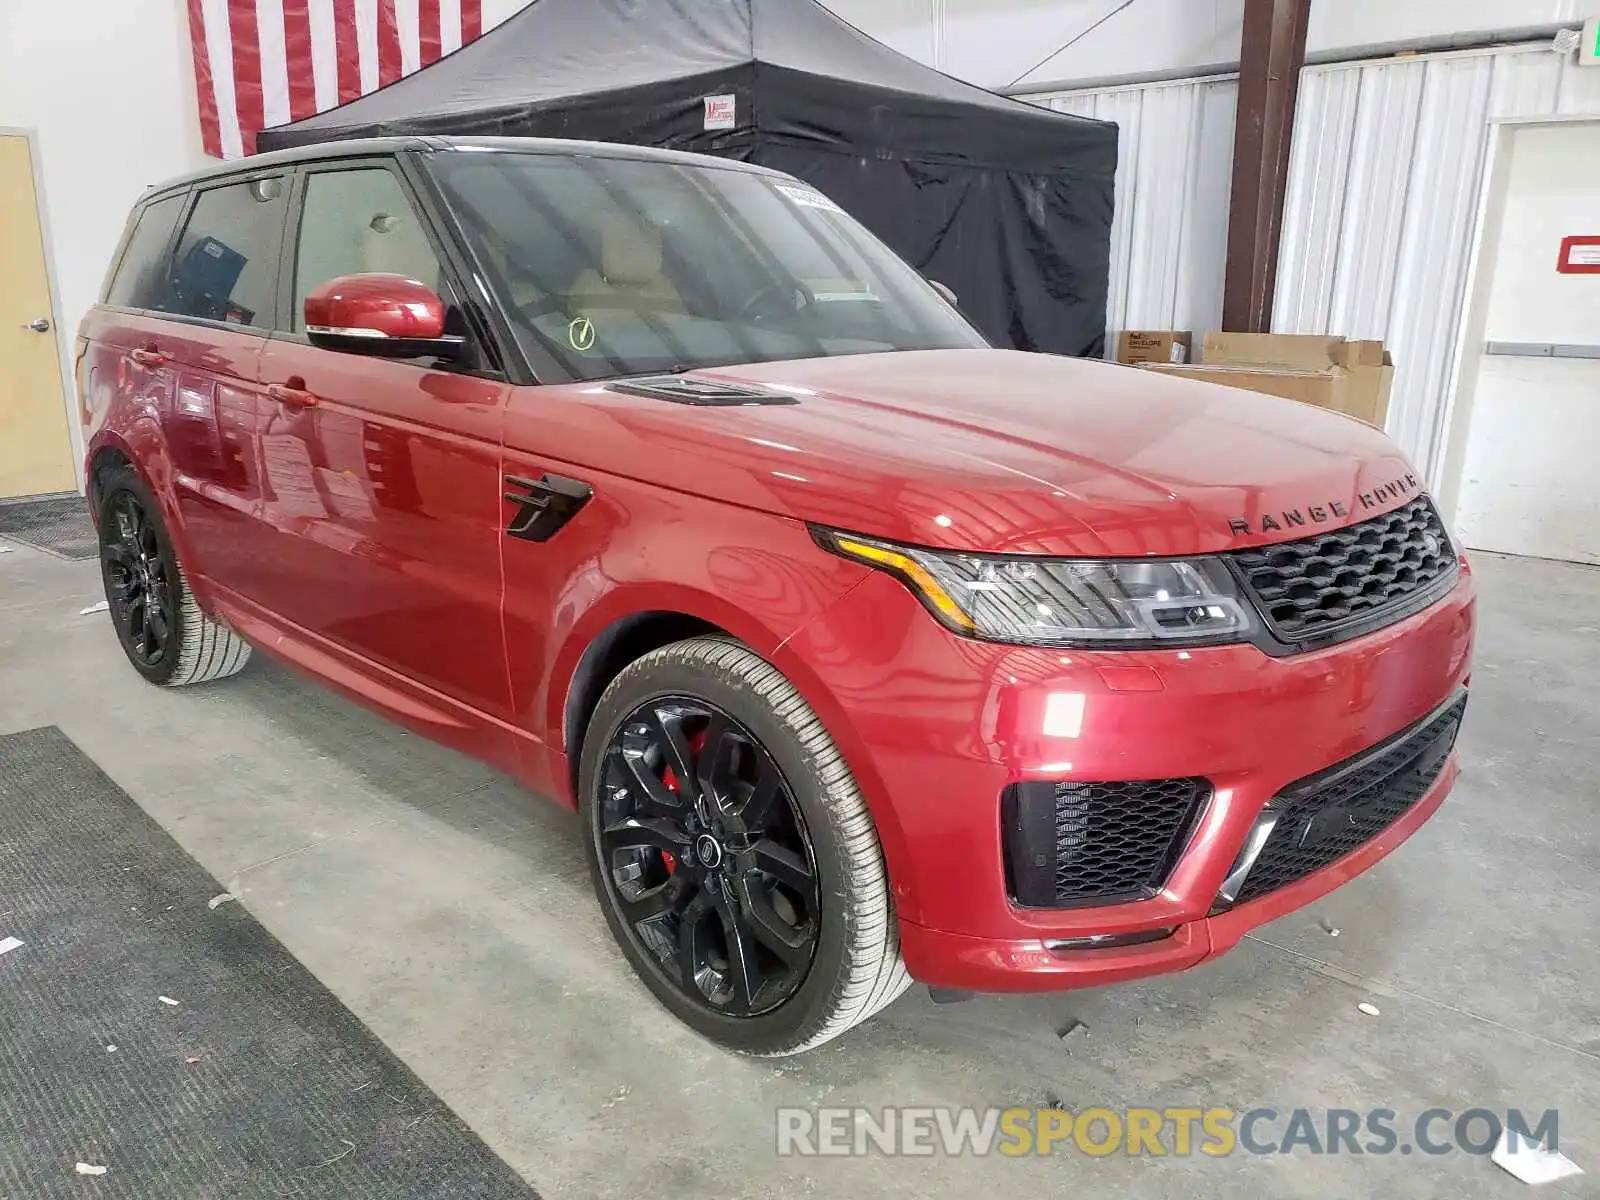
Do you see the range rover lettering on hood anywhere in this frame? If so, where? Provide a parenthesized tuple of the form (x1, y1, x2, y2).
(1228, 473, 1419, 537)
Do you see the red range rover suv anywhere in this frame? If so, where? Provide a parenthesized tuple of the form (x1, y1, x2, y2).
(79, 137, 1475, 1054)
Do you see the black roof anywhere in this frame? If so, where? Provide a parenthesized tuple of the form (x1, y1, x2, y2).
(144, 134, 785, 197)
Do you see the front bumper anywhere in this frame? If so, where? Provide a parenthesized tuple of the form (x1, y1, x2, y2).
(773, 561, 1476, 992)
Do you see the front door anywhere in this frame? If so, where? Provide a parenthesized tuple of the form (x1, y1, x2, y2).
(0, 133, 75, 498)
(254, 161, 513, 721)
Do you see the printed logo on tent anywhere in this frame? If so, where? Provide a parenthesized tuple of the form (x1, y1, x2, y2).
(703, 95, 737, 131)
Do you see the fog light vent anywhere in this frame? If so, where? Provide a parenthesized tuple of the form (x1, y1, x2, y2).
(1002, 778, 1211, 908)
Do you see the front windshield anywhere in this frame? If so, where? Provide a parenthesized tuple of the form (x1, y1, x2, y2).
(425, 150, 987, 383)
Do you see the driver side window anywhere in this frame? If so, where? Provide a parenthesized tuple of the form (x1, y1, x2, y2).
(292, 166, 444, 332)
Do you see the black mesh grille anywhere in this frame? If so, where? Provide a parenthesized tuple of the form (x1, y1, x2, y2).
(1229, 497, 1457, 641)
(1228, 695, 1467, 906)
(1003, 778, 1210, 907)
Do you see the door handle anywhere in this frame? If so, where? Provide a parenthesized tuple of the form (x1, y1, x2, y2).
(129, 347, 168, 367)
(268, 382, 317, 409)
(22, 317, 50, 333)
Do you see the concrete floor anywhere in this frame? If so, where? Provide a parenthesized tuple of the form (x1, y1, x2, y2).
(1, 540, 1596, 1198)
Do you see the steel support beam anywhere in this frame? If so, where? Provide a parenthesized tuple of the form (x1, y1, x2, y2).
(1222, 0, 1312, 332)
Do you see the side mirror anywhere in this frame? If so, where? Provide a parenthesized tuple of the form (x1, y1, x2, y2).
(304, 273, 464, 360)
(928, 279, 958, 307)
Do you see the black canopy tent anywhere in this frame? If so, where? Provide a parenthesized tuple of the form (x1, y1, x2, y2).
(258, 0, 1118, 357)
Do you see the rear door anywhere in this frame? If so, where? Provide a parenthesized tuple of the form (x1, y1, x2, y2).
(253, 158, 513, 720)
(91, 174, 287, 590)
(85, 190, 188, 506)
(162, 175, 288, 588)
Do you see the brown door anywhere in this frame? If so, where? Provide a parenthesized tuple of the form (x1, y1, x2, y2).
(0, 133, 75, 499)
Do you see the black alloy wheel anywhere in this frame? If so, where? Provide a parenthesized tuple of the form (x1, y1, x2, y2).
(101, 491, 174, 668)
(595, 696, 821, 1018)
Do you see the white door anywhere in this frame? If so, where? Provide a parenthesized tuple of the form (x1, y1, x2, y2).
(1454, 120, 1600, 565)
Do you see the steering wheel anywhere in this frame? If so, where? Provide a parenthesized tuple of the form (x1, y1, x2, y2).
(734, 281, 813, 324)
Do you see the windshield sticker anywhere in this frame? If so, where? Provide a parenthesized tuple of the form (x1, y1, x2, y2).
(776, 185, 846, 215)
(568, 316, 597, 352)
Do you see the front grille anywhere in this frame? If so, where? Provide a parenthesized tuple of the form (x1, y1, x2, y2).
(1003, 778, 1210, 907)
(1230, 497, 1457, 642)
(1224, 693, 1467, 906)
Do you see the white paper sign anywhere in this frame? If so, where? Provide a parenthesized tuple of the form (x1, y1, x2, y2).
(776, 184, 845, 214)
(703, 95, 737, 131)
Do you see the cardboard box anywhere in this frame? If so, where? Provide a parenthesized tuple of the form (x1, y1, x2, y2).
(1201, 332, 1344, 371)
(1187, 332, 1393, 428)
(1332, 340, 1394, 428)
(1116, 330, 1192, 365)
(1140, 363, 1349, 412)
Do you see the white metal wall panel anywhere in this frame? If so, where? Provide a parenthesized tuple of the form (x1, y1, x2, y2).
(1329, 63, 1427, 339)
(1175, 81, 1238, 337)
(1274, 43, 1600, 484)
(1275, 68, 1361, 334)
(1029, 78, 1237, 351)
(1386, 57, 1498, 473)
(1034, 43, 1596, 471)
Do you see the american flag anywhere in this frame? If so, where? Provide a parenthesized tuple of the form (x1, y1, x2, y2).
(185, 0, 485, 159)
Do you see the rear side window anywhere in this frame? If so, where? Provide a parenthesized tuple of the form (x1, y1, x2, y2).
(167, 177, 286, 327)
(105, 195, 184, 310)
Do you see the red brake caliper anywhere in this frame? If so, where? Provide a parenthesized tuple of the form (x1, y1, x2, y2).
(657, 728, 708, 875)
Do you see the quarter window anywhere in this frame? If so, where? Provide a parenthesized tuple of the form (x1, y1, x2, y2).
(104, 195, 185, 311)
(292, 168, 443, 332)
(167, 177, 286, 327)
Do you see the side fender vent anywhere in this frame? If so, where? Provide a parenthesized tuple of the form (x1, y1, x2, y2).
(606, 376, 799, 407)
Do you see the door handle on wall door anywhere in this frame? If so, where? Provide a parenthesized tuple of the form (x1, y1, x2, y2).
(21, 317, 51, 333)
(129, 347, 168, 367)
(268, 382, 317, 409)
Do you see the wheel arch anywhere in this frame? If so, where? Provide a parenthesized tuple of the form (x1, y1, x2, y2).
(86, 440, 136, 520)
(558, 609, 730, 800)
(547, 570, 836, 803)
(87, 430, 210, 611)
(540, 580, 920, 939)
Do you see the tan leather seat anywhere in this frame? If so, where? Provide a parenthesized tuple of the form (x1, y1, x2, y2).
(569, 215, 684, 311)
(360, 211, 440, 288)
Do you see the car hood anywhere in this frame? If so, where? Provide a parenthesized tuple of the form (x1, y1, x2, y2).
(514, 349, 1422, 558)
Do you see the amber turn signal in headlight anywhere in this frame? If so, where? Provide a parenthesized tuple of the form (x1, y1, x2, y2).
(813, 529, 1256, 648)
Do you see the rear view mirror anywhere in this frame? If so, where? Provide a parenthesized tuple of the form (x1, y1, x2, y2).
(929, 279, 958, 307)
(304, 273, 464, 360)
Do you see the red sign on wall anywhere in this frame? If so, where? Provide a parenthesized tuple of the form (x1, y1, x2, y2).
(1557, 236, 1600, 274)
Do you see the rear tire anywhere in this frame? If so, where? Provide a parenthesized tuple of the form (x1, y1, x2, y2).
(97, 466, 251, 687)
(578, 636, 911, 1055)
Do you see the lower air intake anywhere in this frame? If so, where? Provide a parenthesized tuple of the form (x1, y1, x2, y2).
(1220, 693, 1467, 907)
(1003, 778, 1211, 908)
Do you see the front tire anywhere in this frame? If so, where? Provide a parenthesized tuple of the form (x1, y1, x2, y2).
(97, 466, 251, 686)
(578, 637, 910, 1055)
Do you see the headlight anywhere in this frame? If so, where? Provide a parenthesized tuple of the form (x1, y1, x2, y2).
(814, 529, 1256, 647)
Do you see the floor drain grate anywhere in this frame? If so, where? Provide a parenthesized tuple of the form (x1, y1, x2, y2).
(0, 494, 98, 560)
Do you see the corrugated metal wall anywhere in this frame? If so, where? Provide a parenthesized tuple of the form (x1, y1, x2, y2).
(1030, 44, 1600, 487)
(1275, 44, 1600, 483)
(1028, 77, 1239, 349)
